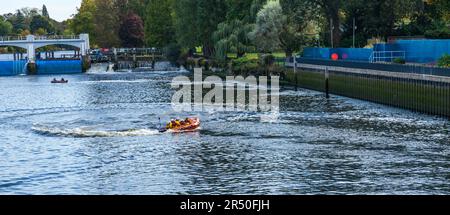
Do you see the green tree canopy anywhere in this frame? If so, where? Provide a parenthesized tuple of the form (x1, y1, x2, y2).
(30, 15, 54, 34)
(145, 0, 175, 48)
(0, 18, 13, 36)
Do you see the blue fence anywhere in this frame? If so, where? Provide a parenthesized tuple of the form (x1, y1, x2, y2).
(396, 40, 450, 63)
(304, 39, 450, 63)
(303, 48, 372, 62)
(0, 60, 27, 76)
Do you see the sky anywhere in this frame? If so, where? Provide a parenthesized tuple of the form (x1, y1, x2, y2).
(0, 0, 82, 22)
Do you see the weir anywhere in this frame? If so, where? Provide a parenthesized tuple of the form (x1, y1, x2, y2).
(0, 34, 90, 76)
(110, 48, 165, 71)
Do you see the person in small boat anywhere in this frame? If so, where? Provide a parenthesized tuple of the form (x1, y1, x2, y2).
(61, 78, 65, 82)
(52, 78, 57, 82)
(166, 119, 191, 129)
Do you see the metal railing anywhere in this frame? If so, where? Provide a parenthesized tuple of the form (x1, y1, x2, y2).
(0, 36, 27, 42)
(0, 35, 80, 42)
(35, 35, 79, 40)
(370, 51, 406, 63)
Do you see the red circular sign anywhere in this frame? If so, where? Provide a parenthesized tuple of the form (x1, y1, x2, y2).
(331, 53, 339, 61)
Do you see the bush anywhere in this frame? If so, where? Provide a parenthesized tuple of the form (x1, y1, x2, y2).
(185, 57, 196, 69)
(231, 57, 259, 75)
(260, 54, 275, 67)
(393, 58, 406, 64)
(198, 58, 210, 70)
(437, 54, 450, 68)
(424, 21, 450, 39)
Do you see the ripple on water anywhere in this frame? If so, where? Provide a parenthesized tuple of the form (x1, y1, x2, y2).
(0, 71, 449, 194)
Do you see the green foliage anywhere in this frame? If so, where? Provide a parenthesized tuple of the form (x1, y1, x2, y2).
(145, 0, 175, 48)
(213, 19, 254, 60)
(12, 10, 27, 33)
(250, 0, 285, 53)
(174, 0, 227, 57)
(437, 54, 450, 68)
(0, 18, 13, 36)
(92, 0, 121, 48)
(393, 58, 406, 64)
(260, 54, 275, 66)
(231, 57, 260, 75)
(42, 5, 49, 18)
(424, 20, 450, 39)
(30, 15, 54, 34)
(69, 0, 96, 44)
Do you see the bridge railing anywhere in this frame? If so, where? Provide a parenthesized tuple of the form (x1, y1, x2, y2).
(0, 35, 81, 42)
(0, 36, 27, 42)
(35, 35, 79, 40)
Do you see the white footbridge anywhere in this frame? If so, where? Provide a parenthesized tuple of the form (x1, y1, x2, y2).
(0, 34, 90, 62)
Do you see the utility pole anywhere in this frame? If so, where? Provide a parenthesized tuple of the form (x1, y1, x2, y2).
(330, 18, 334, 48)
(353, 18, 357, 48)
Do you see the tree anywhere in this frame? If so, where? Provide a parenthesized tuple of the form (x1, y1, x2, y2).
(42, 5, 50, 18)
(145, 0, 175, 48)
(213, 19, 254, 60)
(212, 0, 261, 60)
(69, 0, 96, 41)
(128, 0, 150, 19)
(174, 0, 199, 49)
(0, 17, 13, 36)
(313, 0, 342, 47)
(35, 27, 47, 35)
(119, 12, 145, 47)
(30, 15, 54, 34)
(280, 0, 316, 56)
(174, 0, 227, 57)
(93, 0, 121, 47)
(339, 0, 429, 45)
(196, 0, 228, 57)
(250, 0, 312, 56)
(250, 0, 285, 53)
(12, 10, 27, 33)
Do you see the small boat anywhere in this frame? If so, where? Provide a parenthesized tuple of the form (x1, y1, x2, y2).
(159, 118, 201, 133)
(51, 79, 69, 84)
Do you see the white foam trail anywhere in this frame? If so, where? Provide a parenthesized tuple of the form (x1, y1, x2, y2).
(32, 125, 160, 138)
(79, 79, 151, 84)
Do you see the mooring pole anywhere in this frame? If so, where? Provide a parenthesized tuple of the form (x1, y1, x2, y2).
(294, 55, 298, 91)
(325, 67, 330, 99)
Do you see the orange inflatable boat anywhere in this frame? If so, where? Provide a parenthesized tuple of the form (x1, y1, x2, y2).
(160, 118, 201, 133)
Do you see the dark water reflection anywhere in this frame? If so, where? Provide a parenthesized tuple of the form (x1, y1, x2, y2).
(0, 66, 448, 194)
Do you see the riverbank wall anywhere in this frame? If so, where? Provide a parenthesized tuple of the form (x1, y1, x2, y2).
(284, 59, 450, 117)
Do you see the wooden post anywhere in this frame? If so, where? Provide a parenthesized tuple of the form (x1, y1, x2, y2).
(294, 56, 298, 91)
(325, 67, 330, 99)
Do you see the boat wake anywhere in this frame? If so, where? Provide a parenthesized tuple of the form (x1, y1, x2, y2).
(32, 124, 160, 138)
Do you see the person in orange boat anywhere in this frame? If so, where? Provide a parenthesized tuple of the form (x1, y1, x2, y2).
(166, 119, 182, 129)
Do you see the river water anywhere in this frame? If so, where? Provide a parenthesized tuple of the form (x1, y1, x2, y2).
(0, 65, 448, 195)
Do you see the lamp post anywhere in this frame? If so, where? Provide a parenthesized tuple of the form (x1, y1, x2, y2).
(353, 18, 357, 48)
